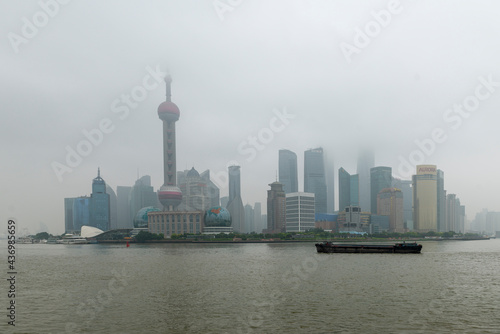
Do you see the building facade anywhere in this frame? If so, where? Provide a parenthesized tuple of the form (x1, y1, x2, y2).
(279, 149, 298, 194)
(266, 182, 286, 233)
(89, 169, 110, 231)
(413, 165, 438, 232)
(357, 149, 374, 213)
(304, 147, 327, 214)
(370, 166, 392, 214)
(377, 188, 404, 233)
(148, 211, 204, 237)
(227, 165, 245, 233)
(285, 192, 315, 232)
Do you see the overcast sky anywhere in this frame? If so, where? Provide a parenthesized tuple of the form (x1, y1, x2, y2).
(2, 0, 500, 235)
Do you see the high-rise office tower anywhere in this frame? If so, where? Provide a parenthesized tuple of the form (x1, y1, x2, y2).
(324, 150, 335, 214)
(200, 170, 220, 208)
(370, 166, 392, 214)
(129, 175, 158, 223)
(357, 149, 374, 213)
(304, 148, 327, 214)
(279, 149, 298, 194)
(89, 168, 110, 231)
(177, 168, 219, 212)
(117, 186, 132, 228)
(244, 204, 255, 233)
(72, 196, 90, 232)
(267, 181, 286, 233)
(64, 198, 75, 233)
(106, 184, 118, 230)
(437, 170, 446, 232)
(157, 75, 182, 211)
(227, 165, 245, 233)
(338, 167, 360, 212)
(285, 192, 315, 232)
(377, 188, 404, 233)
(254, 202, 262, 233)
(413, 165, 438, 232)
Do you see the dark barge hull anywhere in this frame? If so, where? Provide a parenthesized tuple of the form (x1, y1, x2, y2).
(315, 242, 422, 254)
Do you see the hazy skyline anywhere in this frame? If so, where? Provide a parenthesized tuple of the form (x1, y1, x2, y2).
(2, 0, 500, 234)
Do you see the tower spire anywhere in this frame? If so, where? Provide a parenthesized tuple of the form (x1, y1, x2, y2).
(165, 75, 172, 102)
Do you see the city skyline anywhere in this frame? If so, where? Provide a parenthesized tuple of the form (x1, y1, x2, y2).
(3, 1, 500, 235)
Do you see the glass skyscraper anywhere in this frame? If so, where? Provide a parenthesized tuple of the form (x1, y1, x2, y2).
(304, 148, 327, 214)
(227, 165, 245, 233)
(278, 149, 298, 194)
(357, 149, 374, 213)
(339, 167, 359, 212)
(89, 168, 110, 231)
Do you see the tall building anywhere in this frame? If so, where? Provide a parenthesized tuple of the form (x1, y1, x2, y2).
(117, 186, 132, 228)
(370, 166, 392, 214)
(324, 150, 335, 213)
(64, 198, 75, 233)
(157, 75, 182, 211)
(106, 184, 118, 230)
(129, 175, 158, 223)
(377, 188, 404, 232)
(357, 149, 374, 213)
(400, 180, 413, 230)
(304, 148, 327, 214)
(437, 170, 446, 232)
(220, 196, 229, 208)
(279, 149, 298, 194)
(226, 165, 245, 233)
(254, 202, 262, 233)
(446, 194, 466, 233)
(338, 167, 360, 212)
(413, 165, 438, 232)
(200, 170, 220, 208)
(244, 204, 255, 233)
(266, 181, 286, 233)
(285, 192, 315, 232)
(72, 196, 90, 232)
(89, 168, 110, 231)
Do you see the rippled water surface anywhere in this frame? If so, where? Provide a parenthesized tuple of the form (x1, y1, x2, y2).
(3, 239, 500, 333)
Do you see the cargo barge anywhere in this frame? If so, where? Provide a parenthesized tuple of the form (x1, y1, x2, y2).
(315, 241, 422, 254)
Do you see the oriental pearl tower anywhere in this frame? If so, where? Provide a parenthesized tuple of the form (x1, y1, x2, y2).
(157, 75, 182, 211)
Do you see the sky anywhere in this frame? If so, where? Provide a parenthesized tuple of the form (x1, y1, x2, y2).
(2, 0, 500, 235)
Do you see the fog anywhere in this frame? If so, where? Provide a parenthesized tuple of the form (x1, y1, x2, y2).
(2, 0, 500, 234)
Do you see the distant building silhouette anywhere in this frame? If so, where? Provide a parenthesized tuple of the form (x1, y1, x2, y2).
(177, 167, 220, 212)
(266, 181, 286, 233)
(106, 184, 117, 230)
(304, 148, 327, 214)
(338, 167, 359, 212)
(370, 166, 392, 214)
(117, 186, 132, 228)
(254, 202, 262, 233)
(129, 175, 158, 224)
(279, 149, 298, 194)
(357, 149, 374, 213)
(227, 165, 245, 233)
(377, 188, 404, 233)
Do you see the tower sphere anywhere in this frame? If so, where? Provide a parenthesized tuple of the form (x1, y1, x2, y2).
(158, 101, 180, 122)
(158, 185, 182, 209)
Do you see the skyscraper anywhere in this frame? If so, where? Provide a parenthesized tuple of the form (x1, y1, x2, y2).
(370, 166, 392, 214)
(304, 148, 327, 214)
(106, 184, 117, 230)
(157, 75, 182, 211)
(226, 165, 245, 233)
(357, 149, 374, 213)
(266, 181, 286, 233)
(129, 175, 158, 223)
(254, 202, 262, 233)
(437, 170, 446, 232)
(339, 167, 360, 212)
(324, 150, 335, 214)
(413, 165, 438, 232)
(64, 198, 75, 233)
(89, 168, 110, 231)
(278, 149, 298, 194)
(117, 186, 132, 228)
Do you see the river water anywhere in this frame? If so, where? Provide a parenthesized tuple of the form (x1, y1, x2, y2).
(2, 239, 500, 333)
